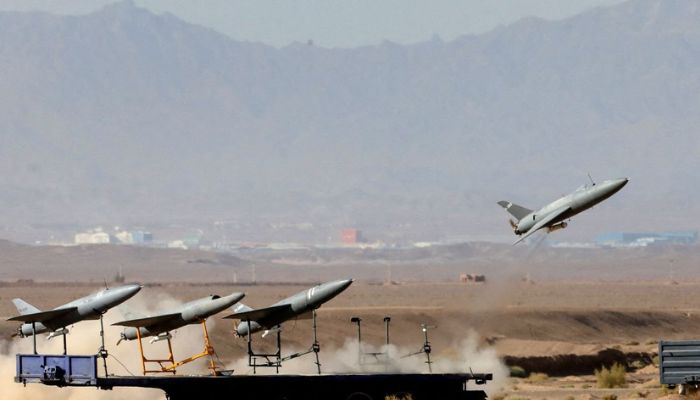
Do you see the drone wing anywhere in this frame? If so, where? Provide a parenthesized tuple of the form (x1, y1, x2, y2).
(112, 312, 182, 328)
(7, 307, 77, 323)
(222, 304, 292, 327)
(514, 206, 570, 245)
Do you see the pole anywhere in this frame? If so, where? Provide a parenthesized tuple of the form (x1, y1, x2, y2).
(62, 327, 67, 355)
(312, 310, 321, 374)
(32, 322, 37, 355)
(246, 319, 255, 374)
(275, 328, 281, 374)
(384, 317, 391, 346)
(351, 317, 362, 364)
(99, 314, 108, 377)
(423, 326, 432, 373)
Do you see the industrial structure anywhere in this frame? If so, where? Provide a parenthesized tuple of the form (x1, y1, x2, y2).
(595, 231, 698, 247)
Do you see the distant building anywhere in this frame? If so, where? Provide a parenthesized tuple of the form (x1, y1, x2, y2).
(595, 231, 698, 247)
(167, 240, 187, 249)
(74, 231, 111, 244)
(460, 273, 486, 283)
(341, 228, 364, 244)
(115, 230, 153, 245)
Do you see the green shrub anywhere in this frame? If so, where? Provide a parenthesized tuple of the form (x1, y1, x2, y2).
(658, 385, 672, 396)
(595, 363, 626, 388)
(385, 394, 413, 400)
(527, 372, 549, 383)
(509, 366, 527, 378)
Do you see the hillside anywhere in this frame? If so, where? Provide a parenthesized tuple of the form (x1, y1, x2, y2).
(0, 0, 698, 242)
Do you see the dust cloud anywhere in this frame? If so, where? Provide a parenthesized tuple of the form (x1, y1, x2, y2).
(0, 291, 221, 400)
(3, 291, 509, 398)
(227, 330, 509, 396)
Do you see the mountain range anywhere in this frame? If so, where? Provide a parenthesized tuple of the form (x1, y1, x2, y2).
(0, 0, 698, 243)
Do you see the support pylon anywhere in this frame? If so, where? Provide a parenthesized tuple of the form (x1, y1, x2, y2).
(164, 320, 221, 375)
(136, 327, 176, 375)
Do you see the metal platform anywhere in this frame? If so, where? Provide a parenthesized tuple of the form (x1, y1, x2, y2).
(16, 354, 493, 400)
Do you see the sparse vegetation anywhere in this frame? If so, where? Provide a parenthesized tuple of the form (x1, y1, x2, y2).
(595, 363, 627, 388)
(385, 394, 413, 400)
(527, 372, 549, 383)
(657, 385, 673, 396)
(602, 395, 618, 400)
(626, 341, 639, 346)
(564, 396, 575, 400)
(509, 365, 527, 378)
(651, 355, 659, 366)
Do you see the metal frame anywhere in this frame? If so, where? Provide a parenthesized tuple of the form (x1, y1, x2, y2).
(135, 320, 220, 375)
(350, 316, 392, 367)
(402, 323, 435, 373)
(245, 310, 321, 374)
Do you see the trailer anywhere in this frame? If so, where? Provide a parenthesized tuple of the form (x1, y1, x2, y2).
(15, 353, 493, 400)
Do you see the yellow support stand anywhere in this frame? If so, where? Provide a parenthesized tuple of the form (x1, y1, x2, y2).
(163, 320, 220, 375)
(137, 320, 221, 375)
(136, 327, 176, 375)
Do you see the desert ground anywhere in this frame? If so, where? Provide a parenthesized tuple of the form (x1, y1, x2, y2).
(2, 241, 700, 399)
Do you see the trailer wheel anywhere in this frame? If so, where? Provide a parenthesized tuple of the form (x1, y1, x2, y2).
(346, 392, 373, 400)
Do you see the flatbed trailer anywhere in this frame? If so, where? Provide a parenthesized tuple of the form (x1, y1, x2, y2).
(15, 354, 492, 400)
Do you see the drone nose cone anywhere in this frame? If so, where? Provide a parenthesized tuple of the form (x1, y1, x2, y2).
(223, 292, 245, 305)
(328, 279, 353, 294)
(617, 177, 629, 189)
(321, 279, 352, 297)
(122, 284, 142, 297)
(605, 177, 629, 194)
(593, 178, 629, 199)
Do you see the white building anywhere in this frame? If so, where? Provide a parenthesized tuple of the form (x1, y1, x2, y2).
(74, 231, 111, 244)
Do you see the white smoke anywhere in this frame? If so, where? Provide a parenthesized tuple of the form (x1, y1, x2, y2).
(3, 291, 509, 398)
(0, 291, 223, 400)
(227, 330, 509, 396)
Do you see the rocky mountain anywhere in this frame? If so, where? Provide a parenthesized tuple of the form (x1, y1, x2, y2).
(0, 0, 698, 242)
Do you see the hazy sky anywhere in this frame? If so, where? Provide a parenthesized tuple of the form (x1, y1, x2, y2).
(0, 0, 628, 48)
